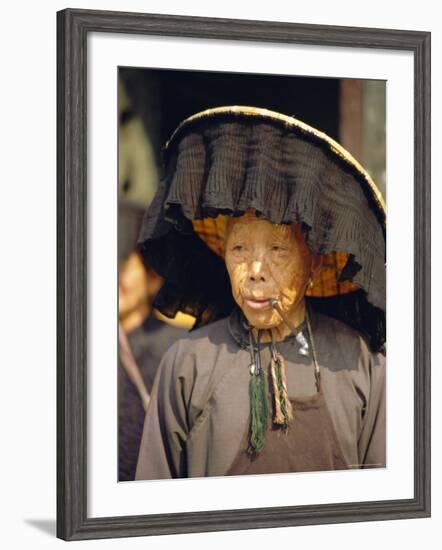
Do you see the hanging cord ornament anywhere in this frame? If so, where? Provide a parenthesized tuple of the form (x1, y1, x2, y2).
(269, 298, 309, 356)
(245, 303, 320, 453)
(247, 327, 270, 454)
(269, 298, 321, 398)
(269, 331, 293, 428)
(305, 303, 321, 393)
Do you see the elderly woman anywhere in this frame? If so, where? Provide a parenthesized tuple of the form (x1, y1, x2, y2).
(134, 106, 386, 479)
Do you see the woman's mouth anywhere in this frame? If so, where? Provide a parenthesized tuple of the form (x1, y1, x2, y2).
(243, 297, 271, 310)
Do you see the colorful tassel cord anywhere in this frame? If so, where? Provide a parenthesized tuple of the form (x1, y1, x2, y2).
(247, 308, 320, 453)
(247, 328, 295, 453)
(270, 342, 293, 428)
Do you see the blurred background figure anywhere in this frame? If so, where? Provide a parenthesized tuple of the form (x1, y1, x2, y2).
(118, 198, 191, 482)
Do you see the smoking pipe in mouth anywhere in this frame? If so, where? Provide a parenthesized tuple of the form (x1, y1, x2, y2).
(269, 298, 309, 356)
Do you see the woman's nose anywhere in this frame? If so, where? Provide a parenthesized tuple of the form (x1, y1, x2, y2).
(248, 260, 268, 282)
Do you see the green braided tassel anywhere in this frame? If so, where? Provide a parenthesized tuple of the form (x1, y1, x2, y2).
(249, 368, 270, 454)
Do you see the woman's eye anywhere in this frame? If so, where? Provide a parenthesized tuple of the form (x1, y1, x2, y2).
(271, 245, 285, 252)
(232, 245, 245, 252)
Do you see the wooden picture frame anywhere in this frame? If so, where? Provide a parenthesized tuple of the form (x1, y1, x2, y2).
(57, 8, 431, 541)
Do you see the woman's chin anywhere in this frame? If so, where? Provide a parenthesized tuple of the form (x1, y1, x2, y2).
(242, 308, 280, 330)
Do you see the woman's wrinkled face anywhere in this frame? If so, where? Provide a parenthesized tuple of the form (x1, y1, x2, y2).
(224, 211, 318, 330)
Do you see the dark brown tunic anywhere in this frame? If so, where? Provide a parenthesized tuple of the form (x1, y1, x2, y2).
(135, 308, 385, 480)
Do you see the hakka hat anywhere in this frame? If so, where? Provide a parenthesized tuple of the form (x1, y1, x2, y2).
(137, 105, 386, 352)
